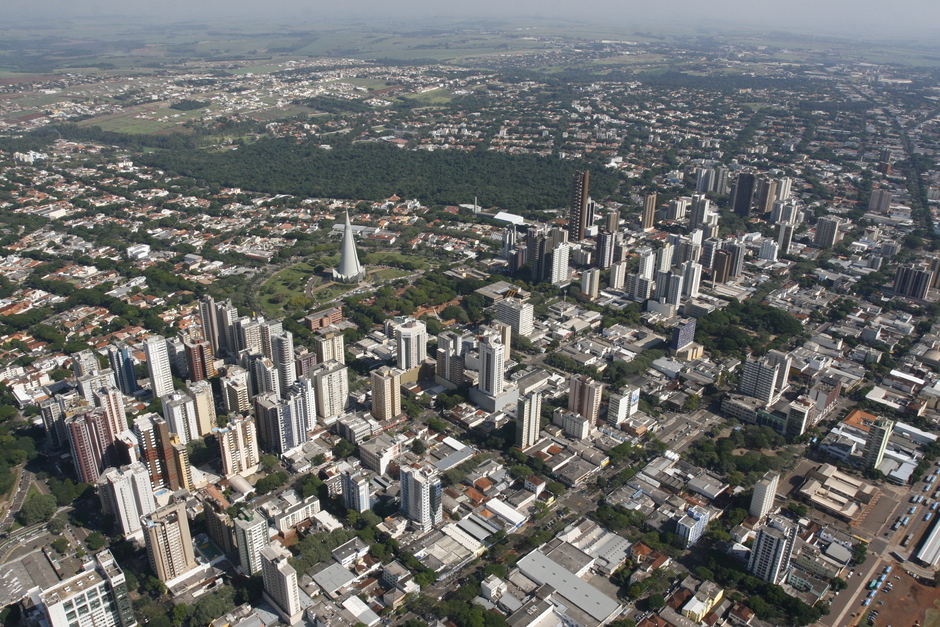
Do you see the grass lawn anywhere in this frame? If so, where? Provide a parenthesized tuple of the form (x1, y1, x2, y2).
(26, 483, 41, 501)
(259, 261, 322, 317)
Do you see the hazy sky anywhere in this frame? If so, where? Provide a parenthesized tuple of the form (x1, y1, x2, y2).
(2, 0, 940, 39)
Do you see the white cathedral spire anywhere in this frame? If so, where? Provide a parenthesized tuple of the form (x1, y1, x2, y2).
(333, 211, 365, 284)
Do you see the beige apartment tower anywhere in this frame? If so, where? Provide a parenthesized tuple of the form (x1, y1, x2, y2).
(142, 501, 198, 583)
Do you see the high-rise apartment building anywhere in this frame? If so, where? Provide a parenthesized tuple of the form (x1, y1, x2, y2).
(255, 376, 317, 453)
(814, 217, 841, 248)
(759, 239, 779, 261)
(581, 268, 600, 300)
(712, 250, 732, 283)
(216, 415, 260, 478)
(314, 328, 345, 365)
(134, 414, 178, 490)
(271, 332, 296, 399)
(162, 391, 198, 445)
(77, 368, 118, 402)
(516, 392, 542, 449)
(184, 339, 216, 382)
(342, 471, 372, 513)
(595, 229, 616, 269)
(97, 462, 157, 540)
(396, 319, 427, 371)
(754, 177, 778, 215)
(739, 351, 791, 405)
(530, 227, 571, 286)
(862, 418, 894, 469)
(234, 511, 268, 575)
(435, 332, 465, 388)
(260, 319, 284, 361)
(637, 247, 656, 279)
(610, 260, 627, 291)
(869, 188, 892, 212)
(313, 361, 348, 423)
(371, 366, 402, 421)
(400, 464, 443, 532)
(688, 194, 712, 230)
(730, 172, 756, 216)
(681, 260, 702, 299)
(478, 335, 505, 397)
(107, 343, 140, 396)
(642, 192, 657, 230)
(66, 408, 119, 484)
(236, 316, 264, 355)
(749, 471, 779, 520)
(93, 386, 127, 443)
(35, 550, 136, 627)
(261, 542, 302, 625)
(676, 506, 710, 548)
(607, 387, 640, 426)
(143, 335, 174, 399)
(185, 380, 216, 437)
(221, 367, 251, 414)
(894, 264, 932, 300)
(496, 298, 534, 337)
(568, 171, 591, 242)
(142, 501, 198, 583)
(776, 222, 796, 255)
(748, 516, 797, 584)
(568, 374, 604, 424)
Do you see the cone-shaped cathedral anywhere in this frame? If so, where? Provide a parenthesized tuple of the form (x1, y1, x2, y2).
(333, 211, 365, 284)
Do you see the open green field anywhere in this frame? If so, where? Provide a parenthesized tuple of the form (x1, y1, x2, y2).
(259, 261, 321, 317)
(369, 268, 411, 282)
(401, 88, 453, 105)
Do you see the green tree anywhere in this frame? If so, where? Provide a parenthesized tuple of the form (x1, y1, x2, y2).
(86, 532, 106, 551)
(18, 493, 57, 526)
(333, 439, 356, 459)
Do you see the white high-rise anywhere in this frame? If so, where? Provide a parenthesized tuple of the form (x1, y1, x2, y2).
(261, 542, 302, 625)
(681, 261, 701, 299)
(749, 471, 779, 520)
(234, 511, 268, 575)
(161, 391, 198, 445)
(313, 361, 348, 423)
(215, 415, 260, 478)
(36, 551, 136, 627)
(478, 335, 505, 397)
(550, 242, 571, 284)
(396, 320, 427, 371)
(185, 380, 216, 437)
(516, 392, 542, 449)
(400, 464, 443, 532)
(610, 260, 627, 291)
(342, 471, 372, 513)
(221, 368, 251, 414)
(97, 462, 157, 540)
(496, 298, 534, 336)
(314, 328, 345, 365)
(637, 247, 656, 280)
(608, 387, 639, 425)
(748, 516, 796, 584)
(143, 335, 174, 399)
(271, 332, 295, 399)
(759, 239, 779, 261)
